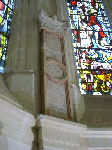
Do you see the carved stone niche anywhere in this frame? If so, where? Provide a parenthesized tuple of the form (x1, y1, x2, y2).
(39, 10, 73, 121)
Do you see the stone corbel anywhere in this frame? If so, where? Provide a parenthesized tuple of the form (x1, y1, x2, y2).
(39, 9, 70, 35)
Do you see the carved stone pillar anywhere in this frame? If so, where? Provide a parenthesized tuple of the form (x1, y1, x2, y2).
(39, 10, 74, 121)
(5, 0, 41, 115)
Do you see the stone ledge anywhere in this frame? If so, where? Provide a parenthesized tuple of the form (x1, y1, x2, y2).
(88, 128, 112, 148)
(36, 115, 88, 150)
(0, 98, 35, 150)
(37, 114, 87, 130)
(88, 148, 112, 150)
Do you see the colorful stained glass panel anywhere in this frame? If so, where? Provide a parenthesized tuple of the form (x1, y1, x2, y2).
(0, 0, 14, 73)
(67, 0, 112, 95)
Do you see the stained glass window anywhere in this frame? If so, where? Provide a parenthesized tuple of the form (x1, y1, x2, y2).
(0, 0, 14, 73)
(67, 0, 112, 95)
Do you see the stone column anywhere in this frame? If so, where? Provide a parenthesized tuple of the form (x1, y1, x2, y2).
(38, 0, 57, 17)
(5, 0, 41, 115)
(56, 0, 68, 21)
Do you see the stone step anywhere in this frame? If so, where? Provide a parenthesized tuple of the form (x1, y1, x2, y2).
(88, 128, 112, 150)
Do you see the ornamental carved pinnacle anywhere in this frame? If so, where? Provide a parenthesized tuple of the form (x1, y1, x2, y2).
(39, 10, 70, 35)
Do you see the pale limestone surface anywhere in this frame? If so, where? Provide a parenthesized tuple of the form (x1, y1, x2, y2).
(6, 72, 40, 115)
(0, 97, 35, 150)
(36, 115, 88, 150)
(88, 128, 112, 150)
(0, 0, 112, 150)
(5, 0, 41, 115)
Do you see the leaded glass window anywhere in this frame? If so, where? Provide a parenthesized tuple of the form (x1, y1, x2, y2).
(67, 0, 112, 95)
(0, 0, 14, 73)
